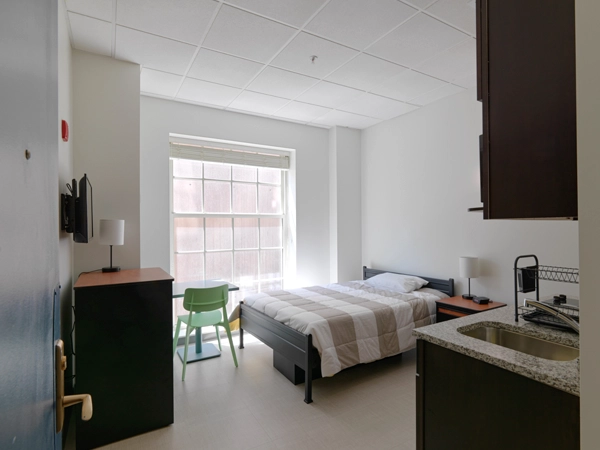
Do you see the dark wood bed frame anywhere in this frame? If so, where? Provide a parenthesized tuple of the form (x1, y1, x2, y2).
(238, 266, 454, 403)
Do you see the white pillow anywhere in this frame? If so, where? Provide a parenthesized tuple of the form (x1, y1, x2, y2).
(364, 273, 429, 293)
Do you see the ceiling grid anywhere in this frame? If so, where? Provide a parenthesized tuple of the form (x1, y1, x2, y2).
(63, 0, 477, 129)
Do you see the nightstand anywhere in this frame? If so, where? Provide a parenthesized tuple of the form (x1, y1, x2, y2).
(436, 296, 507, 323)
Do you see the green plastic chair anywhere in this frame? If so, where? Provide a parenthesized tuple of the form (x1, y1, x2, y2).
(172, 284, 238, 380)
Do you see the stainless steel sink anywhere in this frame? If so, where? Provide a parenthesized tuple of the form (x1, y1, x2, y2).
(459, 326, 579, 361)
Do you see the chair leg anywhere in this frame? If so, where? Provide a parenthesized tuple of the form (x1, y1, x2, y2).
(182, 325, 193, 381)
(215, 326, 222, 351)
(223, 320, 238, 368)
(173, 319, 182, 357)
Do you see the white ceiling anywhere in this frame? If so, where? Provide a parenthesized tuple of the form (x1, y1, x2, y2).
(64, 0, 476, 130)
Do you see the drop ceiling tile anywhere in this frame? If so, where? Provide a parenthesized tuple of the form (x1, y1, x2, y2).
(228, 91, 290, 115)
(426, 0, 477, 35)
(305, 0, 416, 51)
(188, 49, 264, 88)
(415, 38, 476, 84)
(366, 13, 469, 67)
(340, 93, 418, 120)
(117, 0, 218, 45)
(140, 68, 182, 97)
(68, 13, 112, 56)
(371, 70, 446, 102)
(271, 32, 358, 78)
(225, 0, 327, 27)
(177, 78, 241, 106)
(65, 0, 113, 21)
(296, 81, 363, 109)
(203, 5, 296, 63)
(402, 0, 438, 9)
(453, 72, 477, 89)
(312, 110, 381, 129)
(410, 83, 465, 105)
(247, 67, 318, 99)
(115, 26, 196, 75)
(326, 54, 408, 91)
(273, 102, 331, 122)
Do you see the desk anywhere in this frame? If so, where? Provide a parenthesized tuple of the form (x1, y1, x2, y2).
(173, 280, 239, 364)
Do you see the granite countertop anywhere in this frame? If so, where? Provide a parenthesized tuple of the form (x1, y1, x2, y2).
(413, 307, 580, 396)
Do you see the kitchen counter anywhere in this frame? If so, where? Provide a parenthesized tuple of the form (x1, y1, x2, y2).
(413, 306, 580, 396)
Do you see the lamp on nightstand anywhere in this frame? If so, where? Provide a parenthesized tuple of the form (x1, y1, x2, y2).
(459, 256, 479, 300)
(99, 219, 124, 273)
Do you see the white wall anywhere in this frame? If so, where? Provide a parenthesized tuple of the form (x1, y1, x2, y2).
(576, 0, 600, 447)
(58, 0, 74, 381)
(329, 128, 338, 281)
(329, 126, 362, 282)
(362, 88, 579, 303)
(140, 96, 330, 287)
(72, 50, 140, 274)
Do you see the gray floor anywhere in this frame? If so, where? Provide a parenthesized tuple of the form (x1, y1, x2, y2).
(96, 335, 417, 450)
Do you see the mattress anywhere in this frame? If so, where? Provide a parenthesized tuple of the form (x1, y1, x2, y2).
(242, 281, 443, 377)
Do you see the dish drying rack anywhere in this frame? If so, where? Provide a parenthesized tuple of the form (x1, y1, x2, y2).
(513, 254, 579, 331)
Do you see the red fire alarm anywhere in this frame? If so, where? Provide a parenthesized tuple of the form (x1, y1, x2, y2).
(61, 120, 69, 142)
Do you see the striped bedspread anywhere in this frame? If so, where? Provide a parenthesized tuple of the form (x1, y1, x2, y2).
(242, 281, 440, 377)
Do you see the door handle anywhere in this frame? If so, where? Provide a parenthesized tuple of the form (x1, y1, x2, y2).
(55, 339, 93, 433)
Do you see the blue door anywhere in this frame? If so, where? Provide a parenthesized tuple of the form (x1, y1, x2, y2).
(0, 0, 60, 448)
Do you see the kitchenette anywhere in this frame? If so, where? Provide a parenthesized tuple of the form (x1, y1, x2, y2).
(423, 0, 583, 447)
(414, 305, 579, 450)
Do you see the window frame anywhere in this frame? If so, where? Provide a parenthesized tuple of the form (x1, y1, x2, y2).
(169, 159, 288, 292)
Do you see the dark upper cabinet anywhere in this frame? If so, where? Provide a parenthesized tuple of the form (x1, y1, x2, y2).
(477, 0, 577, 219)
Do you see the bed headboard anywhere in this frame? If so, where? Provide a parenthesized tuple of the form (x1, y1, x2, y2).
(363, 266, 455, 297)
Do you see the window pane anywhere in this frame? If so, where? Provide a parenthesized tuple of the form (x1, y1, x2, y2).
(260, 218, 282, 248)
(260, 279, 283, 293)
(234, 218, 258, 249)
(258, 167, 281, 185)
(232, 182, 257, 214)
(206, 251, 233, 282)
(260, 249, 282, 280)
(204, 162, 231, 180)
(174, 218, 204, 252)
(175, 253, 204, 283)
(174, 297, 187, 322)
(205, 218, 232, 251)
(172, 160, 286, 318)
(234, 251, 258, 286)
(173, 179, 203, 213)
(173, 159, 202, 178)
(204, 180, 231, 213)
(258, 185, 281, 214)
(232, 166, 257, 182)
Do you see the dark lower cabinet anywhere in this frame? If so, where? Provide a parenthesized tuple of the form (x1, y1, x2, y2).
(74, 268, 174, 449)
(416, 340, 579, 450)
(477, 0, 577, 219)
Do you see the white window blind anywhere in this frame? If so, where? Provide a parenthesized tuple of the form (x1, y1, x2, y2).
(170, 139, 290, 170)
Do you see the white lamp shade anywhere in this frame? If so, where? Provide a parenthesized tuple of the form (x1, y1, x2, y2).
(459, 256, 479, 279)
(99, 219, 124, 246)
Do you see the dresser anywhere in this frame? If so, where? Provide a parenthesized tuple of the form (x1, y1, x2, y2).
(74, 268, 174, 449)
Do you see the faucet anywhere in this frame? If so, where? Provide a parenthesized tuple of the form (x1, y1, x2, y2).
(524, 299, 580, 334)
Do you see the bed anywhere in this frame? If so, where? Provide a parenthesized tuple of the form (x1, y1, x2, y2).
(238, 266, 454, 403)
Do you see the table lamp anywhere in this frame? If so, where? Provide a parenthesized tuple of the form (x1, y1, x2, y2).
(99, 219, 124, 273)
(459, 256, 479, 300)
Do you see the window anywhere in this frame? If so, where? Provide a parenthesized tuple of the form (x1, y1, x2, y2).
(169, 138, 292, 333)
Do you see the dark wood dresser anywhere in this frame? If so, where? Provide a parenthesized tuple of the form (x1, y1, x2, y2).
(74, 268, 174, 449)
